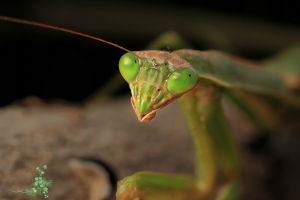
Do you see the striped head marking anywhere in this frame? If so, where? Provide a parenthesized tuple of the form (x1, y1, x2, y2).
(119, 51, 198, 122)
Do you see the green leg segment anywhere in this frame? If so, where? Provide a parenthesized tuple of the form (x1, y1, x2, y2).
(178, 84, 241, 200)
(116, 172, 203, 200)
(216, 181, 240, 200)
(178, 88, 218, 194)
(116, 84, 241, 200)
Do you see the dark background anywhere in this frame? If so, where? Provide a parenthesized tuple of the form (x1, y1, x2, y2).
(0, 0, 299, 106)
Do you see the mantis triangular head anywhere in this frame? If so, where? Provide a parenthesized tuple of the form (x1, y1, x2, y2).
(119, 51, 198, 122)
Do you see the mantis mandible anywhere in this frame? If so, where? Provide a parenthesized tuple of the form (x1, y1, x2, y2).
(1, 16, 300, 200)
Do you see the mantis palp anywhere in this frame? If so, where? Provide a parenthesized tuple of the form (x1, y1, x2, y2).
(1, 16, 300, 200)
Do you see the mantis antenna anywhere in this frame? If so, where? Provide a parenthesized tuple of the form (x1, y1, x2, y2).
(0, 15, 133, 54)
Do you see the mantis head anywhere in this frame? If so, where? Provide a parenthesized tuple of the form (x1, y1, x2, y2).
(119, 52, 198, 122)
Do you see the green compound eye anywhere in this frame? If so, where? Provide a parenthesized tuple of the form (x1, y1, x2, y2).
(167, 68, 198, 95)
(119, 53, 140, 82)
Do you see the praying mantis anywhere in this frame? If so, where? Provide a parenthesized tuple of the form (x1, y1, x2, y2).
(1, 16, 300, 200)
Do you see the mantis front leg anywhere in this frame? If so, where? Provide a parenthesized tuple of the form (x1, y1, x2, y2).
(116, 84, 240, 200)
(116, 172, 202, 200)
(178, 84, 241, 200)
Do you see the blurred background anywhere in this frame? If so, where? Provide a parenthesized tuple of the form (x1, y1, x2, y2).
(0, 0, 299, 105)
(0, 1, 300, 200)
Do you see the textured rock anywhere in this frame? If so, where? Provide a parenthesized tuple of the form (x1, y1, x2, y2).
(0, 97, 299, 200)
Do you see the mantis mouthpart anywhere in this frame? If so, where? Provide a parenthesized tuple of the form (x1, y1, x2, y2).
(1, 15, 300, 200)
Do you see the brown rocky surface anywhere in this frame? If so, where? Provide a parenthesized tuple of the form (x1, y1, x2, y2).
(0, 97, 299, 200)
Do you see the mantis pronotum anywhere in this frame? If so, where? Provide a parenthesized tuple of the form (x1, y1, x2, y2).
(1, 16, 299, 200)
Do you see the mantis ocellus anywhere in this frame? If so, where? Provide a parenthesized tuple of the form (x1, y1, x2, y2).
(1, 16, 300, 200)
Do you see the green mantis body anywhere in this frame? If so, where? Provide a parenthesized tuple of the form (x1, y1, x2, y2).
(1, 16, 300, 200)
(117, 48, 300, 200)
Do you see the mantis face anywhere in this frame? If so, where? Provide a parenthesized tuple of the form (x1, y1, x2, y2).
(119, 52, 198, 122)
